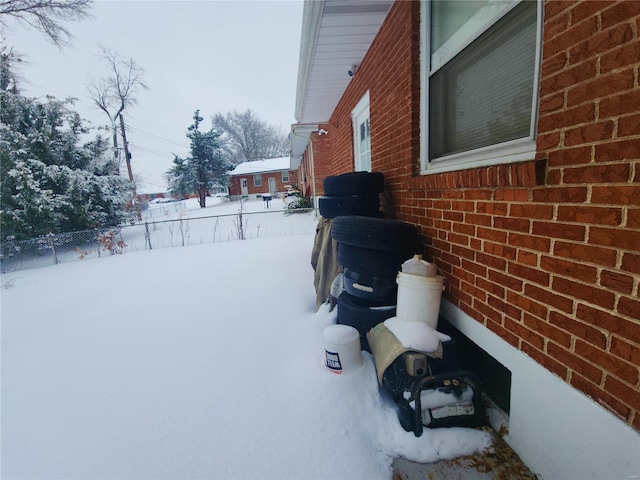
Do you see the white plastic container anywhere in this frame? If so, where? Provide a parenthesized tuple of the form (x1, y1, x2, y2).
(395, 271, 445, 328)
(401, 254, 437, 277)
(323, 324, 363, 374)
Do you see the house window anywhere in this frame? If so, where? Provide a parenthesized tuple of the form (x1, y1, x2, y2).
(421, 0, 541, 174)
(352, 91, 371, 172)
(253, 174, 262, 187)
(282, 171, 290, 182)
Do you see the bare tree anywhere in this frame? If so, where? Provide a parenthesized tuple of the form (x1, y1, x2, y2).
(88, 47, 146, 221)
(212, 109, 289, 165)
(0, 0, 92, 48)
(88, 46, 147, 178)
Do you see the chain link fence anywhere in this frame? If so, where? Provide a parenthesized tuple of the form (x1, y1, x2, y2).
(1, 207, 319, 274)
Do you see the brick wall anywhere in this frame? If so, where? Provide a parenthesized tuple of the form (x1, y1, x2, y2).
(531, 0, 640, 428)
(320, 0, 640, 429)
(298, 125, 332, 198)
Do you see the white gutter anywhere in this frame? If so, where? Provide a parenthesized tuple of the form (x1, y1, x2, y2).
(289, 123, 318, 170)
(294, 0, 325, 123)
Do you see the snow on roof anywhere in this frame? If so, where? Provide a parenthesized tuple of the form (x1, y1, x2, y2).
(229, 157, 291, 176)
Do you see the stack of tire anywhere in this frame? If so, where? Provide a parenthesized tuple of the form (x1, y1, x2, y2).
(331, 215, 417, 353)
(318, 171, 385, 219)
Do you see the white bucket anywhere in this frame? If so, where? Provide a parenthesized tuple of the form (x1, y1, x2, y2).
(401, 254, 437, 277)
(396, 272, 446, 328)
(323, 324, 363, 374)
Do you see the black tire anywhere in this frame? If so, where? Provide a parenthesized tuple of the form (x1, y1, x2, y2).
(323, 171, 385, 196)
(343, 268, 397, 306)
(331, 215, 417, 252)
(337, 243, 411, 276)
(337, 292, 396, 352)
(318, 195, 379, 219)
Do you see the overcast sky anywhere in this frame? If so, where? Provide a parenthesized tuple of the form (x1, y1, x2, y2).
(4, 0, 304, 193)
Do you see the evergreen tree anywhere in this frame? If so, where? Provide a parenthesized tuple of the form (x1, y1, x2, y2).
(167, 110, 230, 208)
(0, 49, 130, 240)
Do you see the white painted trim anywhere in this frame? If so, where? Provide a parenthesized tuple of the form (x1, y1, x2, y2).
(440, 300, 640, 480)
(420, 139, 537, 175)
(430, 1, 517, 73)
(351, 91, 371, 172)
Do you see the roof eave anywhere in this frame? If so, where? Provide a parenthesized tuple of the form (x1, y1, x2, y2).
(294, 0, 325, 123)
(289, 123, 318, 170)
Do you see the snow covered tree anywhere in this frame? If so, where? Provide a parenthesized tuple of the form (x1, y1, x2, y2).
(212, 109, 289, 165)
(0, 0, 92, 48)
(0, 50, 131, 240)
(167, 110, 230, 208)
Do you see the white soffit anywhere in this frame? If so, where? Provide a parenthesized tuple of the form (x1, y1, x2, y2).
(289, 123, 318, 169)
(295, 0, 393, 124)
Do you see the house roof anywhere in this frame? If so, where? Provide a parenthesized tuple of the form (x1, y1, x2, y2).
(229, 157, 292, 176)
(289, 0, 392, 169)
(294, 0, 393, 125)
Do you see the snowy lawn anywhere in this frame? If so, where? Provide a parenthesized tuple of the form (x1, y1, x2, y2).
(1, 234, 492, 479)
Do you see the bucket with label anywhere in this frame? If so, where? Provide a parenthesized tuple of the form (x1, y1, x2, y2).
(395, 271, 445, 328)
(323, 324, 363, 374)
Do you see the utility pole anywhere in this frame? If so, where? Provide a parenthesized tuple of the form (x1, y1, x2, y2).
(111, 118, 120, 174)
(119, 114, 141, 220)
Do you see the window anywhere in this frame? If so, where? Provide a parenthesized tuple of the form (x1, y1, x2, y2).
(421, 0, 541, 173)
(253, 174, 262, 187)
(352, 91, 371, 172)
(282, 171, 290, 182)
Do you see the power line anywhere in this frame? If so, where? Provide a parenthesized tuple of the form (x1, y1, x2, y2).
(126, 142, 176, 157)
(124, 123, 189, 150)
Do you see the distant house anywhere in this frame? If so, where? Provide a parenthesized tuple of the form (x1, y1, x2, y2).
(136, 188, 172, 207)
(137, 192, 168, 203)
(228, 157, 298, 200)
(290, 1, 640, 480)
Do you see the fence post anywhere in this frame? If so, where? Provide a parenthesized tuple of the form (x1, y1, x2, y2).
(236, 203, 245, 240)
(145, 221, 152, 250)
(48, 232, 59, 265)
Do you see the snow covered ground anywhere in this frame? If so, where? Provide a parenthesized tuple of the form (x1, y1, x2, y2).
(1, 232, 492, 479)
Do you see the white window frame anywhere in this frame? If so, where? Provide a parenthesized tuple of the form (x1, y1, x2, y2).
(253, 174, 262, 187)
(282, 171, 290, 183)
(351, 91, 372, 172)
(420, 0, 543, 175)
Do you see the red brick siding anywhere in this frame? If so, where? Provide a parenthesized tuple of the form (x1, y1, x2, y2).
(298, 125, 332, 198)
(298, 152, 311, 198)
(317, 0, 640, 429)
(313, 127, 332, 197)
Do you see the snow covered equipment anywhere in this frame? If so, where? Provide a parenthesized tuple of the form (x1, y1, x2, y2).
(367, 319, 486, 433)
(366, 320, 451, 387)
(397, 371, 485, 436)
